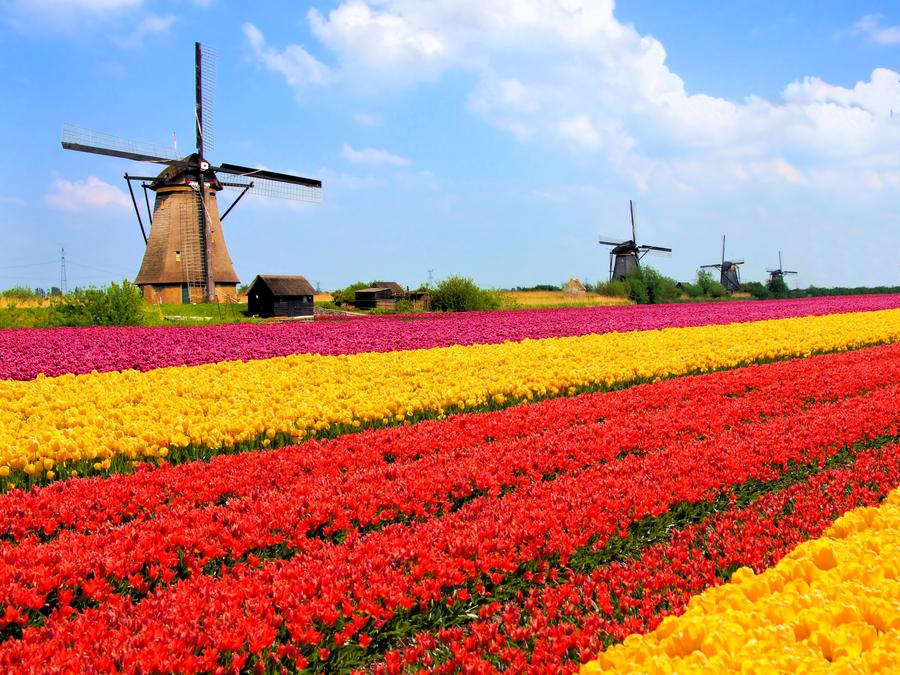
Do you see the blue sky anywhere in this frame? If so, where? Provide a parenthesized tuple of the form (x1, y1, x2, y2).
(1, 0, 899, 292)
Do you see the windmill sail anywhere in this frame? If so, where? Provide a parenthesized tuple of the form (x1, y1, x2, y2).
(216, 163, 322, 202)
(61, 125, 185, 166)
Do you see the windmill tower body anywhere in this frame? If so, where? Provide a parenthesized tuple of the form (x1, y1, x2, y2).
(610, 244, 639, 280)
(720, 265, 740, 292)
(701, 235, 743, 293)
(134, 163, 239, 303)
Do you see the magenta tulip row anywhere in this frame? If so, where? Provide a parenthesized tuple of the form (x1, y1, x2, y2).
(1, 295, 898, 380)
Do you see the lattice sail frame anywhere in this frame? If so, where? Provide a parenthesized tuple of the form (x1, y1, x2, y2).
(218, 172, 322, 203)
(197, 43, 216, 155)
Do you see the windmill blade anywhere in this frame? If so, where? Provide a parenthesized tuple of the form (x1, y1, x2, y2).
(629, 200, 637, 243)
(195, 42, 216, 156)
(731, 259, 745, 266)
(721, 235, 726, 267)
(640, 245, 672, 253)
(216, 162, 322, 202)
(699, 264, 721, 269)
(598, 235, 626, 246)
(641, 248, 671, 259)
(61, 124, 187, 166)
(783, 270, 798, 275)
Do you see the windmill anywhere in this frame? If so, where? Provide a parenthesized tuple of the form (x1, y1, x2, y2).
(767, 251, 798, 283)
(700, 235, 744, 292)
(61, 42, 322, 304)
(598, 200, 672, 281)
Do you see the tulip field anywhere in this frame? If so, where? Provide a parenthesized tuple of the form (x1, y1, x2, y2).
(1, 295, 900, 672)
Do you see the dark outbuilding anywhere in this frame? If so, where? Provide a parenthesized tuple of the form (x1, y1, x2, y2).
(247, 274, 315, 318)
(354, 287, 395, 310)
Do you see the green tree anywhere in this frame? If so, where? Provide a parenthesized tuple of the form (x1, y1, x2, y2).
(622, 265, 678, 304)
(766, 275, 789, 298)
(742, 281, 773, 300)
(49, 280, 144, 327)
(696, 269, 727, 298)
(430, 276, 501, 312)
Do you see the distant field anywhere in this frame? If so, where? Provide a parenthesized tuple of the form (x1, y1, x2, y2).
(504, 290, 630, 307)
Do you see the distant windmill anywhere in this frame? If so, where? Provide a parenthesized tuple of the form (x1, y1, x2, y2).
(598, 200, 672, 281)
(700, 235, 744, 292)
(61, 42, 322, 304)
(767, 251, 798, 283)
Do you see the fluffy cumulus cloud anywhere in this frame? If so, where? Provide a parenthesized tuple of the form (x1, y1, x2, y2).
(243, 0, 900, 192)
(45, 176, 131, 212)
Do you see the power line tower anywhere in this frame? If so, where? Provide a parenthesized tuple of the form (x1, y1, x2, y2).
(427, 269, 434, 286)
(60, 247, 68, 295)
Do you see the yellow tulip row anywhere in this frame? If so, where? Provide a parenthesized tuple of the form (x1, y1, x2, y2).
(1, 308, 899, 484)
(580, 486, 900, 674)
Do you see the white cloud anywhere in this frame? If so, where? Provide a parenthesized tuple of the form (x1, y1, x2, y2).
(45, 176, 131, 212)
(852, 14, 900, 46)
(243, 23, 332, 90)
(341, 143, 411, 167)
(5, 0, 176, 45)
(113, 13, 176, 48)
(245, 1, 900, 192)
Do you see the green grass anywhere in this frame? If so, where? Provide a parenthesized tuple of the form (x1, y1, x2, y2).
(0, 303, 267, 328)
(144, 303, 266, 326)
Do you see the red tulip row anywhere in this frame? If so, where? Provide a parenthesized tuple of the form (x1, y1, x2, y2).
(376, 441, 900, 674)
(1, 380, 897, 671)
(4, 348, 890, 633)
(0, 345, 897, 635)
(4, 342, 899, 545)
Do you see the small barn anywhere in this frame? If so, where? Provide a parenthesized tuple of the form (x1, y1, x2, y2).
(354, 287, 396, 310)
(247, 275, 315, 318)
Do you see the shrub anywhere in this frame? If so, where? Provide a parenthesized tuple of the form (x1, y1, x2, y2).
(742, 281, 773, 300)
(430, 276, 501, 312)
(332, 281, 373, 305)
(767, 275, 790, 299)
(0, 286, 43, 301)
(590, 279, 629, 297)
(622, 266, 679, 305)
(49, 280, 145, 327)
(680, 282, 703, 299)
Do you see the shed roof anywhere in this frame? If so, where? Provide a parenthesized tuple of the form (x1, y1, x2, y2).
(356, 287, 393, 294)
(373, 281, 406, 296)
(249, 275, 315, 296)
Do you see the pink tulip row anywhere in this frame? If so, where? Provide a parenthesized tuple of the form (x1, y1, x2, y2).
(2, 295, 898, 380)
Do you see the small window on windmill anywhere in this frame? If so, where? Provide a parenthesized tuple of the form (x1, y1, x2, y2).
(175, 251, 181, 263)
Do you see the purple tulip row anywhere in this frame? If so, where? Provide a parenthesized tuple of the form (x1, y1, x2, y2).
(2, 295, 898, 380)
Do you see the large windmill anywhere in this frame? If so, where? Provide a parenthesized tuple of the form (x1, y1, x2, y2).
(598, 200, 672, 281)
(767, 251, 798, 284)
(61, 42, 322, 304)
(700, 235, 744, 292)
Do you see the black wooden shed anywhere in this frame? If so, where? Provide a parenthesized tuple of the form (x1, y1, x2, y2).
(354, 287, 395, 310)
(247, 275, 315, 318)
